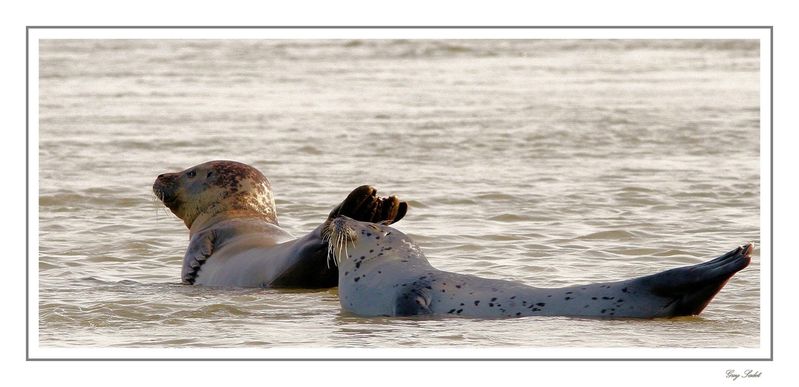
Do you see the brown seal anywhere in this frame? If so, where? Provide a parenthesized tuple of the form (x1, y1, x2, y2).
(153, 160, 406, 287)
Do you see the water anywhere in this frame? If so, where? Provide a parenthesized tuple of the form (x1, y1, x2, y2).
(37, 39, 761, 351)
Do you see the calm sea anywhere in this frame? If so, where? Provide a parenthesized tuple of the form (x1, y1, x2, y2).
(37, 39, 760, 351)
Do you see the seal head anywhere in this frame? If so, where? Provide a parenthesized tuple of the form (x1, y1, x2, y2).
(153, 160, 276, 229)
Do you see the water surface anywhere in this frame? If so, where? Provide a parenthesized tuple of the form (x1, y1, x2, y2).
(37, 39, 760, 352)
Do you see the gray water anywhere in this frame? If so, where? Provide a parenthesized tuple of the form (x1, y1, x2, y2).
(37, 39, 760, 351)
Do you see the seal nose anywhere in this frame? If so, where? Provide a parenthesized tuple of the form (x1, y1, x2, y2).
(157, 173, 165, 179)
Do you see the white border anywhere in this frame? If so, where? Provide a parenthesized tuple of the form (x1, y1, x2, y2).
(27, 27, 772, 361)
(29, 26, 768, 40)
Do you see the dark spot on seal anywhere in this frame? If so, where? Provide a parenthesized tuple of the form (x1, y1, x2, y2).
(510, 296, 516, 299)
(566, 291, 573, 294)
(591, 297, 598, 300)
(584, 305, 590, 308)
(344, 271, 349, 276)
(474, 300, 480, 306)
(547, 295, 552, 298)
(441, 289, 446, 293)
(460, 303, 464, 306)
(455, 285, 461, 289)
(384, 246, 391, 250)
(369, 249, 374, 253)
(617, 299, 624, 303)
(516, 312, 521, 316)
(536, 303, 545, 307)
(565, 297, 572, 300)
(602, 296, 614, 300)
(366, 233, 371, 237)
(354, 277, 360, 282)
(622, 287, 629, 293)
(425, 286, 432, 290)
(491, 297, 497, 302)
(489, 303, 494, 307)
(355, 262, 361, 269)
(448, 309, 456, 314)
(378, 271, 382, 274)
(601, 309, 606, 313)
(457, 309, 463, 314)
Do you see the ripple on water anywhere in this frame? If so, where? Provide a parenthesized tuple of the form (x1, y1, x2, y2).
(577, 230, 638, 240)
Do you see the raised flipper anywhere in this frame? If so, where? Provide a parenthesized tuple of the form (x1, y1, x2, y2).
(634, 243, 753, 316)
(328, 185, 407, 225)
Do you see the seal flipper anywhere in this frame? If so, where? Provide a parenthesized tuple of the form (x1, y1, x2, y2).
(634, 243, 752, 316)
(329, 185, 407, 225)
(394, 284, 433, 316)
(182, 230, 216, 285)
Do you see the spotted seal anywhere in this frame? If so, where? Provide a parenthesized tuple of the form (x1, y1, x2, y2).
(153, 160, 407, 287)
(325, 216, 752, 318)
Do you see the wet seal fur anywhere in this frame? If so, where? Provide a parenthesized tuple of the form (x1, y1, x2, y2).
(153, 160, 406, 288)
(325, 216, 752, 318)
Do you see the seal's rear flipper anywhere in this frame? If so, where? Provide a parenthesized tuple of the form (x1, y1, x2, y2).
(635, 243, 753, 316)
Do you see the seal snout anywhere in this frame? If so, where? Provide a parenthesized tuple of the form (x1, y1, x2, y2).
(152, 173, 180, 208)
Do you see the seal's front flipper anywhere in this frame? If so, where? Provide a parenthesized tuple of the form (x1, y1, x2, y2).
(394, 284, 433, 316)
(329, 185, 408, 225)
(182, 230, 216, 285)
(635, 243, 753, 316)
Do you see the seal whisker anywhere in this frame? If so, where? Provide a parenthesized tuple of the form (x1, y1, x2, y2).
(341, 232, 350, 266)
(337, 231, 346, 266)
(325, 227, 336, 268)
(151, 192, 171, 220)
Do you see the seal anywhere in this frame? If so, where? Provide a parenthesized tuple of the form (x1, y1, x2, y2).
(153, 160, 407, 288)
(325, 216, 752, 318)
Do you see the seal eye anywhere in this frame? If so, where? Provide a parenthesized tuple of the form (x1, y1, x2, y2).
(186, 170, 196, 178)
(207, 171, 213, 178)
